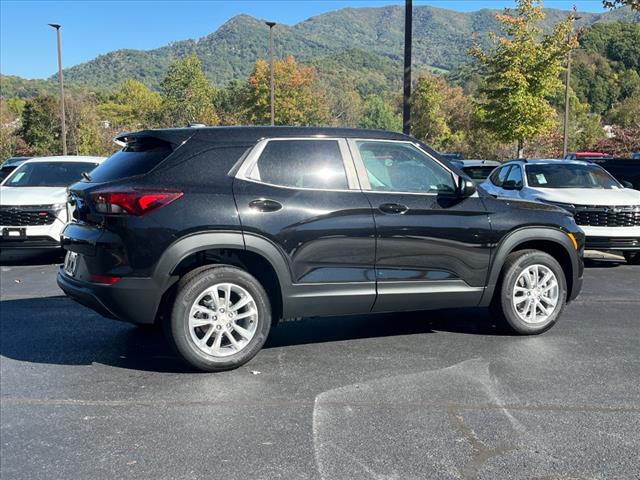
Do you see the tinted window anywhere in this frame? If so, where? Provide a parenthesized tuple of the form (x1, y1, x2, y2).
(88, 137, 172, 183)
(490, 166, 511, 187)
(250, 140, 348, 190)
(357, 141, 455, 194)
(505, 164, 523, 188)
(463, 166, 497, 181)
(4, 162, 98, 187)
(526, 163, 622, 189)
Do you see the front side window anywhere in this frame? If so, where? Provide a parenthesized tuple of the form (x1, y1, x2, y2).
(526, 164, 622, 189)
(249, 139, 348, 190)
(490, 165, 511, 187)
(505, 164, 523, 188)
(356, 141, 455, 194)
(3, 162, 98, 187)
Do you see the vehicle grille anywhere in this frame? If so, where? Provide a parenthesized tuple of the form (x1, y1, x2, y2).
(0, 206, 57, 226)
(573, 205, 640, 227)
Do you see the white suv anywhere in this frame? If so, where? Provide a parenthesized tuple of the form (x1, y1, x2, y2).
(0, 156, 105, 251)
(481, 159, 640, 264)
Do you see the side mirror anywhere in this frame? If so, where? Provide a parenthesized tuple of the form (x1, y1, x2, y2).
(621, 180, 633, 189)
(458, 177, 477, 198)
(502, 179, 521, 191)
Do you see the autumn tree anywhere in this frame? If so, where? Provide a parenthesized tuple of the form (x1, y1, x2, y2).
(98, 79, 162, 130)
(160, 54, 218, 127)
(244, 56, 329, 126)
(470, 0, 578, 157)
(411, 75, 451, 148)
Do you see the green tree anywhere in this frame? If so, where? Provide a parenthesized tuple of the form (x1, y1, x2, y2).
(609, 95, 640, 129)
(160, 54, 218, 127)
(603, 0, 640, 11)
(98, 79, 162, 130)
(244, 56, 329, 126)
(357, 95, 401, 131)
(470, 0, 577, 157)
(411, 74, 451, 148)
(18, 95, 61, 155)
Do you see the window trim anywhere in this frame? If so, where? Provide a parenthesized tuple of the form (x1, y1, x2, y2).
(347, 138, 459, 196)
(235, 137, 360, 192)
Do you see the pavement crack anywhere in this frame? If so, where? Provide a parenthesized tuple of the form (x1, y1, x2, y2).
(447, 407, 517, 480)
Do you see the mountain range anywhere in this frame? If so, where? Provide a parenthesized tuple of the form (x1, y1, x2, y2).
(1, 4, 638, 96)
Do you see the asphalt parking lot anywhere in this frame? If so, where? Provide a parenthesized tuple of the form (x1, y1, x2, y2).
(1, 251, 639, 480)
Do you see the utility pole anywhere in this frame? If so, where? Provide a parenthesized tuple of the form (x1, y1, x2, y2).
(48, 23, 67, 155)
(403, 0, 412, 135)
(562, 16, 580, 158)
(266, 21, 276, 126)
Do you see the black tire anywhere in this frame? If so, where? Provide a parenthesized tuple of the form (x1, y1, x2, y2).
(165, 265, 271, 372)
(490, 249, 567, 335)
(623, 252, 640, 265)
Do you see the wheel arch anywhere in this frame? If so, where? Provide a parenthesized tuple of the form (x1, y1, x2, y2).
(152, 232, 291, 322)
(480, 227, 581, 306)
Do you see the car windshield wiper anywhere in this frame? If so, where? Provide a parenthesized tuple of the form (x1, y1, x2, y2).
(81, 171, 92, 182)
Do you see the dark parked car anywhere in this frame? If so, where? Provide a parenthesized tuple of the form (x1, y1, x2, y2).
(58, 127, 584, 371)
(451, 159, 502, 182)
(0, 157, 31, 182)
(565, 152, 640, 189)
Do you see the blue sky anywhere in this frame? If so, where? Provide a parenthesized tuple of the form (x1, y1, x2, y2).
(1, 0, 608, 79)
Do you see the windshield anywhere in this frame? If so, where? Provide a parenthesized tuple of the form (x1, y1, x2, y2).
(526, 163, 622, 189)
(2, 161, 98, 187)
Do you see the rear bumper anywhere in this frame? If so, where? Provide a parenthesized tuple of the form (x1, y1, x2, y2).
(57, 268, 164, 324)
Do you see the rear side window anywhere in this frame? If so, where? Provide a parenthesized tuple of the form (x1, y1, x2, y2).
(249, 140, 348, 190)
(88, 137, 173, 183)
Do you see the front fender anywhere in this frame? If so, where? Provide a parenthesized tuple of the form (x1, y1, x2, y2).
(479, 227, 583, 306)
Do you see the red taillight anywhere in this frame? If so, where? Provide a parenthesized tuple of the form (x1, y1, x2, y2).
(90, 274, 121, 285)
(90, 189, 183, 216)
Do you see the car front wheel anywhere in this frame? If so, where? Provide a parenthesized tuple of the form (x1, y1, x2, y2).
(491, 250, 567, 335)
(166, 265, 271, 372)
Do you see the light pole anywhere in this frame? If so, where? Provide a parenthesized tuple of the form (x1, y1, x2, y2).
(48, 23, 67, 155)
(402, 0, 412, 135)
(562, 16, 580, 159)
(265, 21, 276, 126)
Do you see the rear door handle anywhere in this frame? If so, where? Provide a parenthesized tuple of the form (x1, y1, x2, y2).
(248, 199, 282, 212)
(379, 203, 408, 214)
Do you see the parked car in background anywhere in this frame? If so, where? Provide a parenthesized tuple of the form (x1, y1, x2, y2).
(632, 153, 640, 160)
(481, 159, 640, 264)
(0, 156, 105, 251)
(564, 152, 612, 161)
(584, 156, 640, 191)
(58, 127, 584, 372)
(439, 152, 463, 162)
(0, 157, 31, 182)
(451, 160, 502, 182)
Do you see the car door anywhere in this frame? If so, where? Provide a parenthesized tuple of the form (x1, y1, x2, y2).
(348, 139, 492, 313)
(233, 137, 377, 317)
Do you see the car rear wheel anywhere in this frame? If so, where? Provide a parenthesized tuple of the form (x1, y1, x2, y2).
(623, 252, 640, 265)
(491, 250, 567, 335)
(166, 265, 271, 372)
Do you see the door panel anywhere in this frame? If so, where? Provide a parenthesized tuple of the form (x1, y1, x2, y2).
(348, 139, 492, 313)
(233, 138, 377, 315)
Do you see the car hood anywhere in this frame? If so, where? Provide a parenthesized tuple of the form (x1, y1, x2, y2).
(0, 186, 67, 206)
(532, 187, 640, 206)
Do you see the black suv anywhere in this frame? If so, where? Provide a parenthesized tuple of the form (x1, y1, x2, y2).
(58, 127, 584, 371)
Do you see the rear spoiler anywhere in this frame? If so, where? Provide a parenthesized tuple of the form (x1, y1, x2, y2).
(114, 129, 197, 149)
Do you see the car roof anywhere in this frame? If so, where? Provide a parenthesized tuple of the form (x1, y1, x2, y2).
(20, 155, 106, 164)
(506, 159, 593, 167)
(460, 160, 501, 167)
(118, 126, 413, 145)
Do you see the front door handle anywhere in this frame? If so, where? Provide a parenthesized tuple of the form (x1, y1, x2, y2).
(379, 203, 408, 214)
(248, 199, 282, 212)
